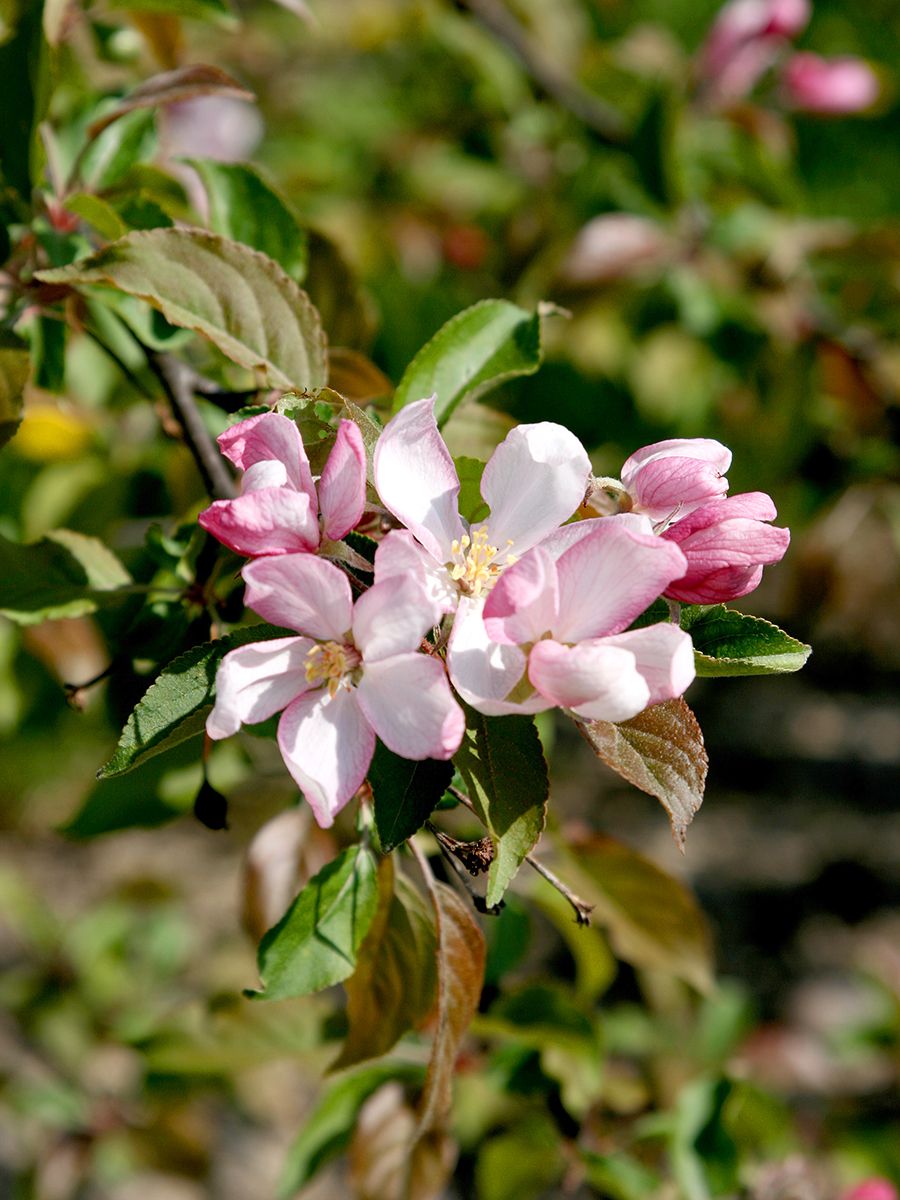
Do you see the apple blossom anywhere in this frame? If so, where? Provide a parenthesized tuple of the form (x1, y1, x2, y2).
(699, 0, 809, 102)
(372, 396, 591, 613)
(450, 516, 695, 720)
(206, 552, 464, 826)
(199, 411, 366, 558)
(782, 53, 880, 114)
(619, 438, 732, 523)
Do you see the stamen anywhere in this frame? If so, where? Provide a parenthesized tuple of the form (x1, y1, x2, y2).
(305, 640, 361, 698)
(447, 525, 512, 598)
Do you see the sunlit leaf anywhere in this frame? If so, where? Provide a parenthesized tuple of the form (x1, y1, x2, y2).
(392, 299, 544, 426)
(579, 698, 707, 848)
(0, 334, 29, 450)
(37, 228, 327, 391)
(368, 741, 454, 853)
(454, 706, 548, 908)
(64, 192, 128, 240)
(333, 859, 437, 1070)
(0, 529, 130, 625)
(475, 1116, 566, 1200)
(105, 0, 237, 28)
(682, 605, 812, 676)
(253, 843, 380, 1001)
(87, 65, 252, 139)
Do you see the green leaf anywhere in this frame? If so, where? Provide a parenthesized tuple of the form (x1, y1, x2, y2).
(681, 605, 811, 676)
(392, 299, 544, 426)
(579, 698, 707, 849)
(476, 1116, 566, 1200)
(332, 858, 437, 1070)
(562, 835, 714, 993)
(63, 193, 128, 240)
(253, 844, 380, 1001)
(0, 529, 130, 625)
(453, 706, 548, 908)
(80, 109, 158, 191)
(368, 741, 454, 853)
(86, 65, 252, 140)
(37, 228, 327, 392)
(582, 1151, 662, 1200)
(25, 315, 66, 393)
(454, 455, 489, 524)
(105, 0, 237, 27)
(186, 159, 308, 283)
(277, 1062, 425, 1200)
(0, 0, 44, 198)
(97, 624, 291, 779)
(0, 334, 29, 450)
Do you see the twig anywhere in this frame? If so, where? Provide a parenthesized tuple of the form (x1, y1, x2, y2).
(447, 786, 594, 926)
(455, 0, 626, 146)
(147, 353, 237, 500)
(426, 822, 502, 916)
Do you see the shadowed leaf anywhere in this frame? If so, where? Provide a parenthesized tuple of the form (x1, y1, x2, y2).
(0, 530, 130, 625)
(369, 741, 454, 853)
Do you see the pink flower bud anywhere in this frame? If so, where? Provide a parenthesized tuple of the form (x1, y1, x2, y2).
(842, 1181, 898, 1200)
(661, 492, 790, 604)
(782, 53, 880, 113)
(620, 439, 732, 523)
(700, 0, 810, 100)
(557, 214, 672, 287)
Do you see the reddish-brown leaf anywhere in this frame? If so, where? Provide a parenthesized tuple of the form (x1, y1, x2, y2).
(349, 1083, 456, 1200)
(87, 65, 253, 139)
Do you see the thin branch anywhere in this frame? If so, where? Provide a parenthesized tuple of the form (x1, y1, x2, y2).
(147, 353, 237, 500)
(455, 0, 626, 146)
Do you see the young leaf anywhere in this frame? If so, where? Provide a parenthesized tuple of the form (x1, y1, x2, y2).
(453, 707, 549, 908)
(368, 741, 454, 853)
(97, 624, 291, 779)
(562, 834, 714, 993)
(681, 605, 812, 676)
(277, 1063, 425, 1200)
(392, 299, 544, 427)
(253, 844, 380, 1001)
(0, 335, 30, 451)
(0, 530, 131, 625)
(416, 879, 486, 1134)
(333, 859, 438, 1070)
(64, 193, 128, 241)
(185, 159, 308, 283)
(579, 698, 707, 848)
(37, 228, 327, 392)
(86, 65, 252, 140)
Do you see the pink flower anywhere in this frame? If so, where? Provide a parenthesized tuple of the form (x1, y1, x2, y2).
(206, 553, 464, 826)
(199, 412, 366, 558)
(782, 53, 880, 113)
(373, 397, 591, 613)
(620, 438, 732, 523)
(841, 1181, 898, 1200)
(661, 492, 790, 604)
(699, 0, 810, 101)
(450, 515, 695, 720)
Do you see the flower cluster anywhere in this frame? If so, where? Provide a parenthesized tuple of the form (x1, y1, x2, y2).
(199, 402, 789, 826)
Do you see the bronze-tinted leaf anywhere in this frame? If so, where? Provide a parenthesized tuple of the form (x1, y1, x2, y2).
(349, 1083, 456, 1200)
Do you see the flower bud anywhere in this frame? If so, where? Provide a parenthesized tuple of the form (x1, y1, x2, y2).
(699, 0, 810, 101)
(661, 492, 790, 604)
(620, 438, 732, 523)
(841, 1182, 898, 1200)
(781, 53, 879, 114)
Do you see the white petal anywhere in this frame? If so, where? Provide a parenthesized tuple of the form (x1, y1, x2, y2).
(528, 639, 650, 723)
(540, 513, 654, 560)
(206, 636, 315, 739)
(598, 624, 695, 706)
(374, 530, 457, 614)
(373, 397, 465, 564)
(242, 458, 288, 492)
(352, 574, 441, 663)
(447, 596, 548, 716)
(480, 422, 590, 555)
(218, 411, 316, 499)
(243, 554, 353, 640)
(277, 689, 375, 827)
(482, 546, 558, 646)
(356, 654, 464, 760)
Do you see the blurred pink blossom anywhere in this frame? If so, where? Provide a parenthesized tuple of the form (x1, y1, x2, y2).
(841, 1181, 899, 1200)
(699, 0, 810, 101)
(557, 214, 672, 287)
(782, 52, 880, 113)
(161, 94, 264, 163)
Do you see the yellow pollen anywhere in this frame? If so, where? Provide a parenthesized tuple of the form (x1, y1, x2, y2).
(448, 525, 511, 597)
(305, 641, 359, 697)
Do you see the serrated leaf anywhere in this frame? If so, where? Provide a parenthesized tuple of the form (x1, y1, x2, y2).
(37, 228, 327, 392)
(333, 859, 438, 1070)
(253, 844, 380, 1001)
(562, 835, 713, 993)
(579, 698, 707, 848)
(416, 879, 485, 1134)
(278, 1063, 425, 1200)
(185, 158, 308, 283)
(0, 530, 130, 625)
(682, 605, 811, 676)
(392, 299, 544, 426)
(453, 707, 548, 908)
(87, 65, 252, 139)
(0, 335, 29, 450)
(98, 624, 290, 778)
(369, 741, 453, 853)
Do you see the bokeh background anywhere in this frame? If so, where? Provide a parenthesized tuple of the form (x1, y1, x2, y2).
(2, 0, 899, 1196)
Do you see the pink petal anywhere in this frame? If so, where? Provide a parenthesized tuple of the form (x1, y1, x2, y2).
(374, 529, 458, 614)
(665, 491, 777, 538)
(621, 438, 732, 485)
(373, 397, 464, 564)
(625, 455, 729, 522)
(243, 554, 353, 640)
(447, 596, 548, 716)
(528, 639, 650, 722)
(356, 654, 464, 760)
(480, 422, 591, 555)
(217, 412, 316, 499)
(667, 517, 790, 568)
(199, 489, 320, 557)
(206, 636, 315, 739)
(782, 52, 879, 113)
(319, 419, 366, 541)
(598, 624, 695, 706)
(554, 522, 688, 643)
(666, 563, 765, 605)
(352, 574, 441, 663)
(540, 513, 654, 560)
(278, 689, 374, 827)
(482, 546, 559, 646)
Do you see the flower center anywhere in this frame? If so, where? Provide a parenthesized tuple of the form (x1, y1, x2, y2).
(304, 640, 361, 697)
(448, 525, 517, 598)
